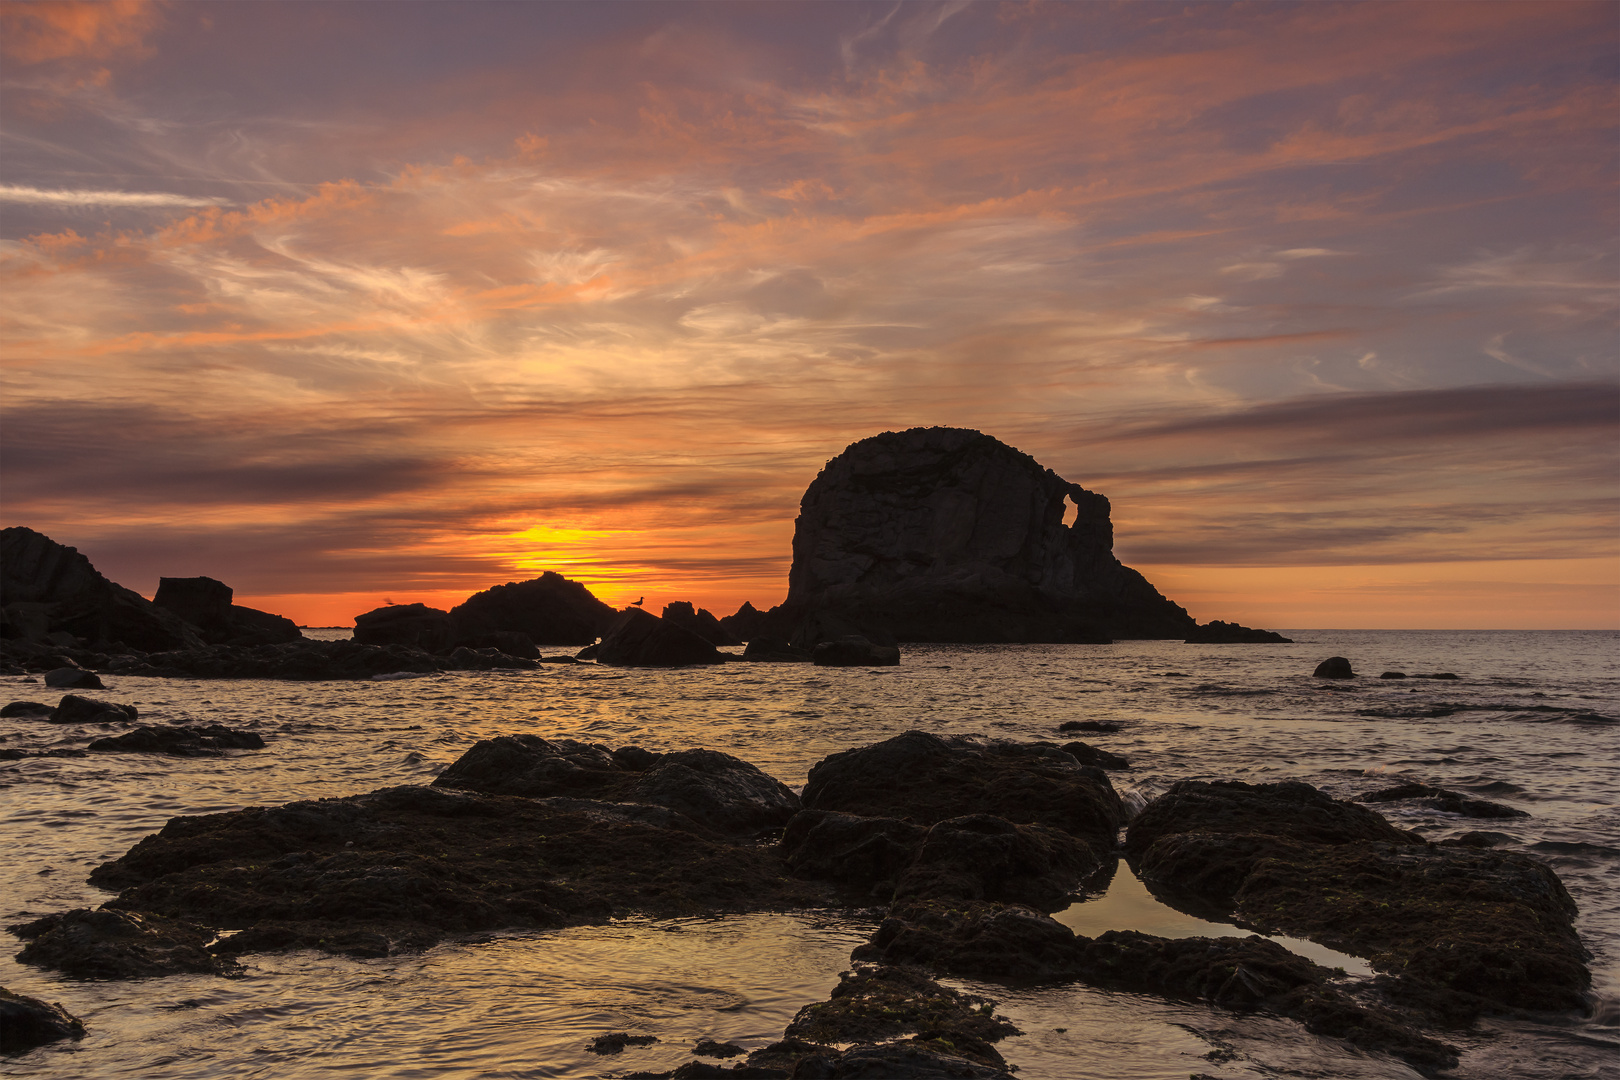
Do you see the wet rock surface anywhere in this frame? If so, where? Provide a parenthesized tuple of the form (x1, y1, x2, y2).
(801, 731, 1123, 851)
(588, 1032, 659, 1054)
(1360, 780, 1529, 818)
(432, 735, 800, 837)
(87, 724, 265, 756)
(0, 986, 86, 1054)
(10, 908, 241, 979)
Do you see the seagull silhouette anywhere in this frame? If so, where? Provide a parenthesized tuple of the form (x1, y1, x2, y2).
(630, 596, 645, 607)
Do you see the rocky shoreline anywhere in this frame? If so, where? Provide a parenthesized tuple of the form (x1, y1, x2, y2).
(5, 730, 1590, 1075)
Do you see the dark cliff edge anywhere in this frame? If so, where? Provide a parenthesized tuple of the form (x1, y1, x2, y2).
(742, 427, 1286, 645)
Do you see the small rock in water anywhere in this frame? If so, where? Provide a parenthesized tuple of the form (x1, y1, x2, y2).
(1379, 671, 1407, 679)
(1360, 781, 1528, 819)
(1059, 740, 1128, 770)
(586, 1032, 658, 1054)
(810, 635, 900, 667)
(43, 667, 103, 690)
(88, 724, 265, 756)
(692, 1038, 745, 1058)
(9, 908, 240, 979)
(1313, 656, 1355, 678)
(0, 986, 86, 1053)
(1057, 720, 1122, 733)
(0, 701, 54, 717)
(49, 694, 137, 724)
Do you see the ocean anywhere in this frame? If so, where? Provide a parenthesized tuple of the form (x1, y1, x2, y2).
(2, 629, 1616, 1079)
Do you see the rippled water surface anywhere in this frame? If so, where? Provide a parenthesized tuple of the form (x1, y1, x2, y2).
(3, 630, 1617, 1078)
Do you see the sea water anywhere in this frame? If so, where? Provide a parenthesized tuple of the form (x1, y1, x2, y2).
(1, 630, 1616, 1079)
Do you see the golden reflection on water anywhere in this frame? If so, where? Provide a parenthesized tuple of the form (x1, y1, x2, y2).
(1056, 861, 1374, 977)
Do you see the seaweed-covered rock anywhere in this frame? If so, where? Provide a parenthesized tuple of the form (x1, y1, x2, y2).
(9, 908, 240, 979)
(594, 609, 725, 667)
(432, 736, 799, 837)
(88, 724, 265, 756)
(802, 732, 1123, 851)
(0, 987, 85, 1053)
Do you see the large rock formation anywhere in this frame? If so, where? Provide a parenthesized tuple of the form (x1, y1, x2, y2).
(448, 573, 615, 647)
(153, 576, 301, 646)
(0, 527, 203, 652)
(765, 428, 1200, 643)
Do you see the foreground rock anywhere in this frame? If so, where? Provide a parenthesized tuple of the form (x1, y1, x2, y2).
(590, 609, 725, 667)
(1, 527, 202, 652)
(450, 573, 616, 647)
(1125, 779, 1589, 1020)
(152, 576, 301, 646)
(801, 731, 1123, 852)
(10, 908, 240, 978)
(856, 899, 1458, 1075)
(750, 428, 1284, 645)
(40, 783, 831, 969)
(88, 724, 265, 756)
(432, 735, 800, 836)
(0, 987, 86, 1053)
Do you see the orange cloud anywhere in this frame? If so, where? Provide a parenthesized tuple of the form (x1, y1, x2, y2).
(0, 0, 163, 64)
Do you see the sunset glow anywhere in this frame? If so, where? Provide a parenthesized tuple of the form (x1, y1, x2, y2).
(2, 1, 1615, 628)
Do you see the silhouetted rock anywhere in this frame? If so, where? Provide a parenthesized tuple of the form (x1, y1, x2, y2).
(1058, 740, 1128, 770)
(449, 573, 616, 647)
(811, 635, 900, 666)
(594, 608, 725, 667)
(756, 428, 1237, 644)
(692, 1039, 745, 1058)
(741, 637, 812, 662)
(1314, 656, 1355, 678)
(353, 603, 455, 651)
(0, 527, 202, 652)
(10, 908, 240, 979)
(718, 600, 769, 642)
(1056, 719, 1122, 733)
(1185, 620, 1292, 643)
(587, 1033, 658, 1054)
(49, 694, 138, 724)
(1, 701, 52, 717)
(660, 601, 739, 646)
(0, 987, 86, 1053)
(88, 724, 265, 756)
(1380, 671, 1408, 679)
(801, 732, 1123, 852)
(43, 666, 102, 689)
(432, 734, 800, 837)
(153, 576, 301, 646)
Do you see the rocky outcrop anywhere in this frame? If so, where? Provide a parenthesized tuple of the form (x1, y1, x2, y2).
(755, 428, 1281, 645)
(718, 600, 768, 642)
(448, 573, 616, 647)
(659, 601, 738, 646)
(0, 527, 202, 652)
(0, 987, 86, 1053)
(590, 608, 725, 667)
(352, 603, 454, 651)
(152, 576, 301, 646)
(10, 908, 240, 979)
(1185, 620, 1292, 644)
(432, 735, 799, 837)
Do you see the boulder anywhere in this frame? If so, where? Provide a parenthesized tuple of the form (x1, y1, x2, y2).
(88, 724, 265, 756)
(1, 700, 53, 717)
(432, 735, 800, 836)
(660, 601, 739, 646)
(893, 814, 1101, 911)
(593, 608, 725, 667)
(0, 987, 86, 1053)
(812, 635, 901, 666)
(1314, 656, 1355, 678)
(152, 576, 234, 629)
(801, 732, 1124, 851)
(0, 527, 203, 651)
(352, 603, 455, 651)
(448, 572, 616, 647)
(1058, 740, 1128, 770)
(781, 810, 928, 891)
(753, 428, 1248, 643)
(9, 908, 240, 979)
(1184, 620, 1292, 643)
(49, 694, 138, 724)
(43, 666, 102, 689)
(742, 637, 812, 662)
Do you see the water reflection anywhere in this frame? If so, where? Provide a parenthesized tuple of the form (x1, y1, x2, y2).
(1056, 861, 1373, 977)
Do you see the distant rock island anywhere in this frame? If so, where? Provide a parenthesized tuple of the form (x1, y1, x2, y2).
(742, 427, 1285, 645)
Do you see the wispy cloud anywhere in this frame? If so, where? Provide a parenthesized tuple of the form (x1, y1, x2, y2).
(0, 184, 231, 207)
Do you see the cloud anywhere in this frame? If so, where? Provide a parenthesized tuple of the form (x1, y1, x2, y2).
(0, 0, 164, 64)
(0, 184, 231, 208)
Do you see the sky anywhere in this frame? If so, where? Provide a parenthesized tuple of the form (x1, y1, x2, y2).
(1, 0, 1616, 630)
